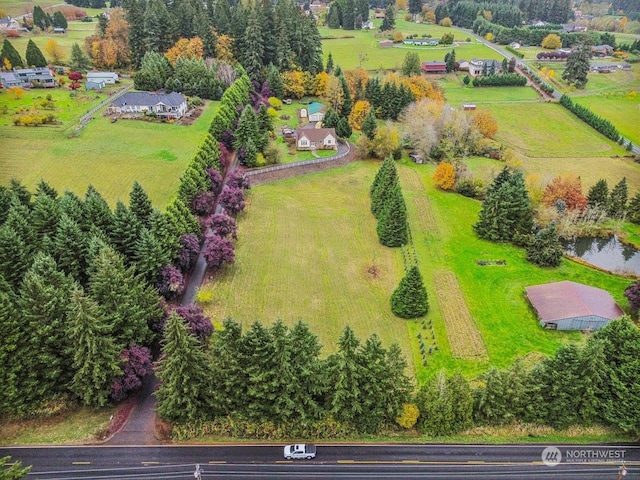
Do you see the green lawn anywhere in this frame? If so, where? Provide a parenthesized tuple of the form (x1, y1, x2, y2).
(201, 160, 633, 383)
(320, 24, 502, 71)
(440, 75, 540, 105)
(0, 89, 217, 208)
(572, 92, 640, 146)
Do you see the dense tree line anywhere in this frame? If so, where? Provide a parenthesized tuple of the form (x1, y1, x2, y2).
(472, 17, 608, 47)
(559, 95, 621, 142)
(161, 319, 413, 437)
(121, 0, 323, 79)
(437, 2, 523, 28)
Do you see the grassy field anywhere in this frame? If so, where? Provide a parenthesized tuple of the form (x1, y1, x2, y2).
(0, 406, 112, 445)
(440, 75, 540, 105)
(572, 91, 640, 146)
(320, 23, 502, 71)
(201, 159, 633, 383)
(0, 87, 217, 208)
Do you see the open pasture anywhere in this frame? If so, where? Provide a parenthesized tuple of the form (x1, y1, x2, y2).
(0, 89, 216, 208)
(440, 75, 540, 105)
(320, 24, 502, 71)
(574, 90, 640, 146)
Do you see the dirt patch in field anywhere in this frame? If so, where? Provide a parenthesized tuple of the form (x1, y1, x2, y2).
(433, 270, 488, 360)
(180, 108, 203, 126)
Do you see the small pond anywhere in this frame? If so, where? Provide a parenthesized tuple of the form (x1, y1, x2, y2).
(562, 235, 640, 276)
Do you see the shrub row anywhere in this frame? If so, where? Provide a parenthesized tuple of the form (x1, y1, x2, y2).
(472, 73, 527, 87)
(519, 64, 555, 94)
(559, 94, 621, 142)
(505, 46, 524, 58)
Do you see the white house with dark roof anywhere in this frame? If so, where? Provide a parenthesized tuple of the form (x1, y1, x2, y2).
(11, 68, 56, 88)
(0, 16, 20, 33)
(468, 59, 502, 77)
(295, 128, 338, 150)
(108, 91, 187, 119)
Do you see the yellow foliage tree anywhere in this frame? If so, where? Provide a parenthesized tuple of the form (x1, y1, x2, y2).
(423, 9, 436, 24)
(348, 100, 371, 130)
(401, 76, 444, 102)
(323, 75, 344, 111)
(396, 403, 420, 429)
(315, 71, 329, 96)
(541, 33, 562, 49)
(165, 37, 204, 65)
(3, 58, 12, 70)
(44, 38, 66, 64)
(281, 70, 306, 99)
(215, 34, 235, 63)
(395, 0, 407, 11)
(440, 17, 452, 27)
(485, 32, 494, 41)
(370, 122, 400, 158)
(8, 86, 25, 99)
(393, 31, 404, 42)
(433, 162, 456, 190)
(471, 108, 498, 139)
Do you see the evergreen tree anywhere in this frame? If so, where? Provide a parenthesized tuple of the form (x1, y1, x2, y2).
(239, 7, 265, 81)
(417, 371, 472, 436)
(587, 178, 609, 210)
(123, 0, 146, 67)
(135, 227, 171, 284)
(209, 318, 248, 416)
(111, 201, 142, 265)
(473, 364, 526, 425)
(84, 185, 114, 237)
(322, 108, 340, 129)
(445, 49, 456, 73)
(370, 157, 398, 219)
(0, 226, 33, 291)
(33, 5, 51, 30)
(1, 39, 25, 69)
(67, 287, 121, 407)
(390, 265, 429, 318)
(628, 191, 640, 225)
(0, 278, 21, 415)
(52, 11, 68, 29)
(381, 4, 396, 31)
(341, 0, 356, 29)
(156, 312, 215, 423)
(70, 43, 91, 71)
(325, 52, 334, 73)
(525, 223, 564, 268)
(376, 184, 408, 247)
(31, 192, 61, 240)
(26, 40, 47, 68)
(593, 317, 640, 435)
(408, 0, 423, 16)
(327, 326, 365, 427)
(562, 42, 590, 89)
(608, 177, 628, 218)
(265, 64, 284, 98)
(361, 110, 378, 140)
(339, 75, 352, 117)
(17, 253, 75, 409)
(336, 116, 352, 138)
(88, 243, 158, 349)
(327, 4, 341, 29)
(474, 168, 533, 242)
(52, 215, 88, 283)
(129, 181, 153, 229)
(234, 104, 260, 150)
(0, 456, 31, 479)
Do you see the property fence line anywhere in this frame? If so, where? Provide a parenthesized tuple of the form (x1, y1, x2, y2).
(244, 141, 351, 177)
(68, 84, 133, 136)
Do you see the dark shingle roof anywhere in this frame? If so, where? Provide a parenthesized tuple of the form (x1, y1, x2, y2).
(112, 91, 186, 108)
(525, 281, 623, 322)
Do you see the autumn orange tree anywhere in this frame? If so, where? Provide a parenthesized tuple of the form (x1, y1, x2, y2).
(541, 174, 587, 211)
(471, 109, 498, 139)
(85, 8, 130, 69)
(433, 162, 456, 190)
(281, 70, 306, 99)
(165, 37, 204, 66)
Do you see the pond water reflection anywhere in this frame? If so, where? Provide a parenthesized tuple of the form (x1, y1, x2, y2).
(562, 235, 640, 276)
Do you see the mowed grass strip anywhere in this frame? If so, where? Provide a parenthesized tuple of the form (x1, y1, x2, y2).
(203, 161, 412, 360)
(433, 270, 488, 360)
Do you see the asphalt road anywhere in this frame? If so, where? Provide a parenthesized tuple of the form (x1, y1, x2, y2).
(2, 444, 638, 479)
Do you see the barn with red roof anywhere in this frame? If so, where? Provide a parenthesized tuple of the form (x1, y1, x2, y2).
(525, 281, 623, 331)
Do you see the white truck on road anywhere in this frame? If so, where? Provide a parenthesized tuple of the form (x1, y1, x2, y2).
(283, 444, 317, 460)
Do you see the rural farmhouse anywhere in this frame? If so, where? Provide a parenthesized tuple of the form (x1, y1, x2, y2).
(108, 91, 187, 119)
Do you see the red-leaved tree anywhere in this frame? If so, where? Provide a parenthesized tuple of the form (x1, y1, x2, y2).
(110, 345, 153, 401)
(173, 304, 214, 339)
(68, 71, 82, 91)
(206, 213, 237, 239)
(156, 264, 185, 300)
(226, 170, 251, 190)
(177, 233, 200, 271)
(203, 233, 235, 269)
(218, 186, 245, 216)
(625, 280, 640, 317)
